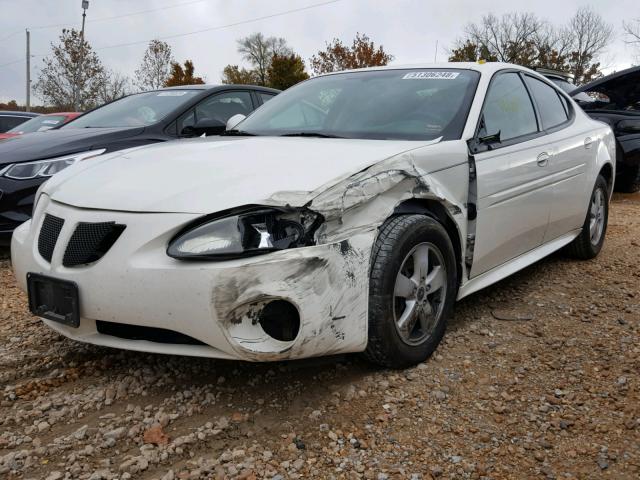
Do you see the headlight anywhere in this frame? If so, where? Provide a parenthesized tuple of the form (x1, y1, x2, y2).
(1, 149, 106, 180)
(167, 207, 323, 260)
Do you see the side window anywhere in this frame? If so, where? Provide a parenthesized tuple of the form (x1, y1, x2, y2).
(524, 76, 569, 130)
(259, 92, 276, 104)
(177, 91, 253, 134)
(0, 116, 25, 132)
(481, 73, 538, 142)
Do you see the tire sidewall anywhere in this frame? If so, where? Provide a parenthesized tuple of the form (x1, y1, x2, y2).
(368, 215, 457, 367)
(586, 176, 609, 255)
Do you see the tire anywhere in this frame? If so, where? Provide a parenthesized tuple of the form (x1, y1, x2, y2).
(616, 162, 640, 193)
(364, 215, 457, 368)
(566, 175, 609, 259)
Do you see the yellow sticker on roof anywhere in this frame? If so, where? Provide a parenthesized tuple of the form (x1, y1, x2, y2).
(403, 72, 459, 80)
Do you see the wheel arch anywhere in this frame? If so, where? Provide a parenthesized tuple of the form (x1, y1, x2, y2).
(599, 162, 614, 195)
(392, 198, 463, 286)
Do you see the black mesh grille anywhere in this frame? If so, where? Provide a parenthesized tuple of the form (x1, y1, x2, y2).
(62, 222, 125, 267)
(38, 214, 65, 262)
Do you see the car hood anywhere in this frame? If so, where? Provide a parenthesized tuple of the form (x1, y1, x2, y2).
(45, 136, 438, 214)
(0, 126, 144, 166)
(572, 66, 640, 110)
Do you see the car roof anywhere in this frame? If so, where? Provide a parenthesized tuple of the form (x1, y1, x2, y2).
(159, 84, 280, 93)
(0, 111, 40, 117)
(318, 61, 537, 77)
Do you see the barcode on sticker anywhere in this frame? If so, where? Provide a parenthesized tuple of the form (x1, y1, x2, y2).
(402, 71, 460, 80)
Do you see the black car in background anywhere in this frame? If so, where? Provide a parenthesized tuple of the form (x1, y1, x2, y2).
(541, 66, 640, 193)
(0, 84, 279, 243)
(571, 66, 640, 193)
(0, 111, 39, 133)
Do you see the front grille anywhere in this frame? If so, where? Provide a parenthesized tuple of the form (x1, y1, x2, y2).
(62, 222, 126, 267)
(38, 214, 65, 262)
(96, 321, 206, 345)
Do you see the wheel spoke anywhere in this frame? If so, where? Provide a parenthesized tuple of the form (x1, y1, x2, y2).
(418, 308, 435, 335)
(397, 300, 418, 333)
(395, 273, 416, 299)
(425, 265, 445, 294)
(412, 244, 430, 282)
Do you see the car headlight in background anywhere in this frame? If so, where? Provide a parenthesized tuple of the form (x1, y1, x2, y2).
(0, 149, 106, 180)
(167, 208, 323, 260)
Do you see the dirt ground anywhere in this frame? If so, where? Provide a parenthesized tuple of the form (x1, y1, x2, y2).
(1, 193, 638, 480)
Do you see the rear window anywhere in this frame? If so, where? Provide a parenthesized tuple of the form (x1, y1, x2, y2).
(524, 76, 569, 130)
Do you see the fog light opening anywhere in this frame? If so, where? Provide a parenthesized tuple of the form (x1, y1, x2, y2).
(258, 300, 300, 342)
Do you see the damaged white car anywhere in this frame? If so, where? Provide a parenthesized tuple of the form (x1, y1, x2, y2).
(12, 63, 615, 367)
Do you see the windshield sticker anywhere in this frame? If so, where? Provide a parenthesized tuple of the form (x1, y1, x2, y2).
(402, 71, 460, 80)
(157, 91, 188, 96)
(42, 120, 60, 125)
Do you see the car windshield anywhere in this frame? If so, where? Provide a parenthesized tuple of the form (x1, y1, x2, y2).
(63, 90, 201, 128)
(8, 115, 68, 133)
(237, 69, 480, 140)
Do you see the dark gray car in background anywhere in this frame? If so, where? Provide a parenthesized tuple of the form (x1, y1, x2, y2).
(0, 84, 279, 243)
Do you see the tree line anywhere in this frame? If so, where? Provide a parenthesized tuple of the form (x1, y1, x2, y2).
(3, 7, 637, 112)
(448, 7, 617, 85)
(4, 30, 392, 112)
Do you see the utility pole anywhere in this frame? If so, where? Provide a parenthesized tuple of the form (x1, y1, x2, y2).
(25, 29, 30, 112)
(434, 40, 438, 63)
(74, 0, 89, 110)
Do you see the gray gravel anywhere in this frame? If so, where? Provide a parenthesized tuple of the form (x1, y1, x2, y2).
(1, 193, 639, 479)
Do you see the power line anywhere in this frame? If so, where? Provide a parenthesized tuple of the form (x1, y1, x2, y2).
(0, 0, 343, 69)
(91, 0, 343, 51)
(30, 0, 211, 30)
(0, 0, 342, 68)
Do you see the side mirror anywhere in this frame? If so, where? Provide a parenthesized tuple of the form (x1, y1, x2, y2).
(226, 114, 246, 131)
(181, 118, 226, 137)
(616, 119, 640, 134)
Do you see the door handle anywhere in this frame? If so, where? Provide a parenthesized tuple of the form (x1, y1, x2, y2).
(537, 152, 550, 167)
(584, 137, 593, 149)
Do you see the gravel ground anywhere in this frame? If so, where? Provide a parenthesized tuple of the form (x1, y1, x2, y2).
(1, 193, 638, 480)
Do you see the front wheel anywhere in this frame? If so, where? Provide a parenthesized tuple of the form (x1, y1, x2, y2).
(365, 215, 457, 368)
(566, 175, 609, 259)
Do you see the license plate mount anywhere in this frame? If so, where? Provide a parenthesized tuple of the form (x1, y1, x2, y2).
(27, 273, 80, 328)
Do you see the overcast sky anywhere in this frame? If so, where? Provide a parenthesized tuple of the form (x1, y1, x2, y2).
(0, 0, 638, 104)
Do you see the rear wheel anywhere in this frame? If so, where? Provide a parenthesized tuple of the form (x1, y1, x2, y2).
(566, 175, 609, 259)
(365, 215, 457, 368)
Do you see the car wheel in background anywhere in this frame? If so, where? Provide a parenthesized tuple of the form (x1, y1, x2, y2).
(365, 215, 457, 368)
(616, 162, 640, 193)
(566, 175, 610, 259)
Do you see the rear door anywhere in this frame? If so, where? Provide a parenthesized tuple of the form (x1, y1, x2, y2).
(523, 74, 591, 241)
(470, 71, 555, 277)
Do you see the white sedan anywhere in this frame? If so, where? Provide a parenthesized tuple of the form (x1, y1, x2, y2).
(11, 62, 615, 368)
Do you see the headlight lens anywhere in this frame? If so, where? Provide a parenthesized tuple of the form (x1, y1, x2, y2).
(167, 208, 323, 260)
(1, 149, 106, 180)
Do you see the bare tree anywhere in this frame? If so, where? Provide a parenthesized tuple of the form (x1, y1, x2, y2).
(567, 7, 613, 83)
(450, 9, 612, 84)
(34, 29, 106, 110)
(623, 18, 640, 61)
(237, 33, 292, 85)
(98, 70, 131, 105)
(134, 40, 174, 91)
(463, 12, 546, 63)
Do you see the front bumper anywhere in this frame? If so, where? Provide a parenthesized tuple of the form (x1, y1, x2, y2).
(11, 197, 374, 361)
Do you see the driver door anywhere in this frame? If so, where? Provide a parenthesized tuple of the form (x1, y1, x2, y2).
(470, 71, 555, 277)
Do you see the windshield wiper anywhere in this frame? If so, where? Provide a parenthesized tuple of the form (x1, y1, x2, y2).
(221, 129, 257, 136)
(280, 132, 344, 139)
